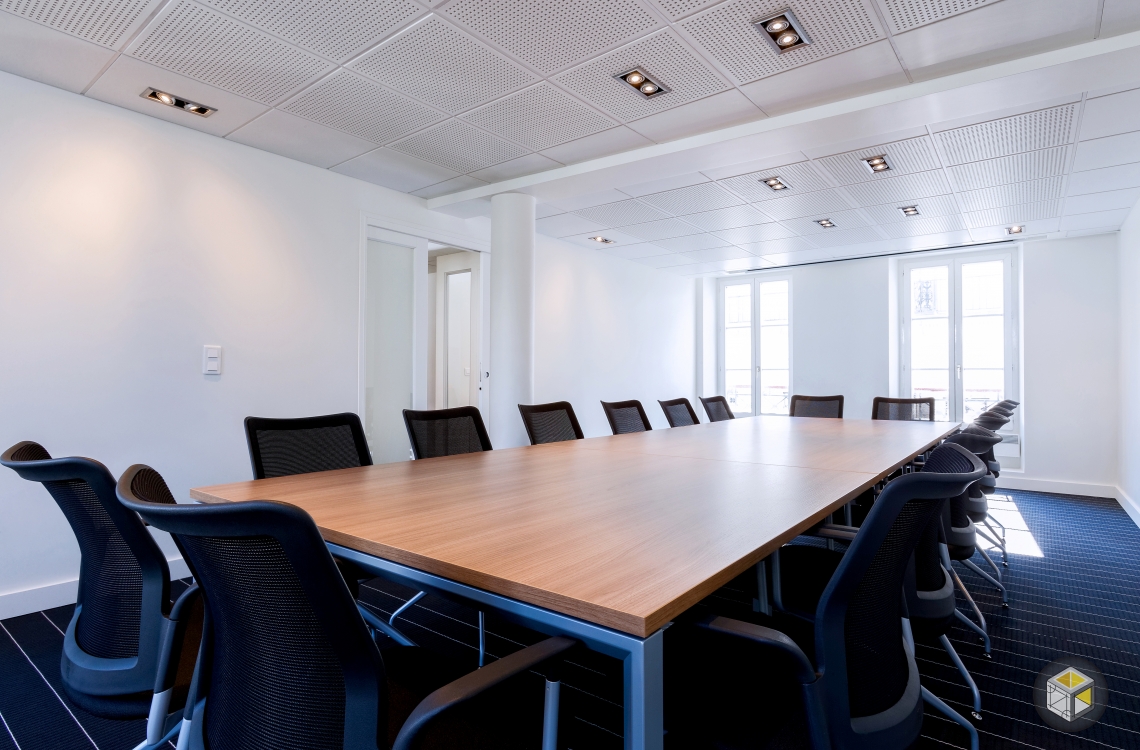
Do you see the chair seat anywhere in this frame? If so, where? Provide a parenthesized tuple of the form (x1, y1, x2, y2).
(777, 545, 846, 620)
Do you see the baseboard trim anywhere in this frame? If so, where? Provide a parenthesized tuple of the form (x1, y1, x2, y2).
(1118, 488, 1140, 530)
(0, 558, 190, 621)
(996, 476, 1117, 499)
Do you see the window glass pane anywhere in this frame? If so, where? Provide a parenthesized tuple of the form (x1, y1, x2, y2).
(759, 280, 788, 325)
(760, 325, 789, 370)
(962, 261, 1003, 315)
(911, 266, 948, 318)
(911, 318, 949, 369)
(724, 284, 752, 414)
(758, 280, 790, 414)
(962, 316, 1003, 368)
(760, 369, 789, 415)
(963, 369, 1004, 422)
(912, 369, 950, 422)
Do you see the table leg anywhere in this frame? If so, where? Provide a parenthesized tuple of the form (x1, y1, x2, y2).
(624, 628, 665, 750)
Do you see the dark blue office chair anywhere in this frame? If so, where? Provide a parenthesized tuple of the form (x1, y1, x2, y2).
(518, 402, 584, 445)
(658, 397, 701, 427)
(117, 465, 574, 750)
(1, 442, 201, 749)
(600, 399, 653, 434)
(671, 443, 986, 750)
(699, 395, 735, 422)
(945, 431, 1008, 576)
(403, 406, 492, 459)
(789, 394, 844, 418)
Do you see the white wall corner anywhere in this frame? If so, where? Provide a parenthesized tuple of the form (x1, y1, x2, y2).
(0, 557, 190, 621)
(1117, 487, 1140, 530)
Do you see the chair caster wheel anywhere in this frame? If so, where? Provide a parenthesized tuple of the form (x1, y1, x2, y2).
(983, 652, 992, 659)
(971, 712, 983, 721)
(1003, 562, 1009, 567)
(1002, 603, 1009, 608)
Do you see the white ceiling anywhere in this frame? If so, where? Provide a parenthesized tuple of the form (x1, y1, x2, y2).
(2, 0, 1140, 274)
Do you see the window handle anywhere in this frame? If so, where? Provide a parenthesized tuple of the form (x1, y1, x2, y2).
(956, 364, 961, 379)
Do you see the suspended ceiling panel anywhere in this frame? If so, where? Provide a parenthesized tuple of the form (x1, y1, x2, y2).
(442, 0, 661, 75)
(859, 193, 960, 223)
(390, 118, 528, 172)
(757, 189, 854, 220)
(956, 176, 1064, 212)
(350, 16, 535, 114)
(572, 199, 672, 227)
(461, 82, 616, 151)
(963, 200, 1063, 228)
(875, 0, 1004, 33)
(815, 136, 941, 184)
(554, 29, 731, 122)
(654, 233, 734, 252)
(719, 161, 834, 202)
(711, 222, 798, 244)
(782, 209, 871, 234)
(0, 0, 158, 47)
(801, 225, 885, 247)
(281, 69, 444, 144)
(842, 170, 951, 205)
(681, 204, 771, 231)
(934, 104, 1078, 163)
(621, 217, 704, 241)
(639, 181, 743, 214)
(947, 146, 1070, 190)
(198, 0, 423, 61)
(128, 0, 330, 104)
(678, 0, 884, 84)
(879, 213, 966, 237)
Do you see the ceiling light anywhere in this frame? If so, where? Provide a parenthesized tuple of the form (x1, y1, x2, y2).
(142, 87, 216, 118)
(816, 219, 835, 228)
(862, 154, 891, 174)
(761, 176, 789, 191)
(899, 205, 920, 217)
(754, 10, 810, 54)
(616, 69, 668, 99)
(588, 236, 614, 244)
(1007, 225, 1024, 235)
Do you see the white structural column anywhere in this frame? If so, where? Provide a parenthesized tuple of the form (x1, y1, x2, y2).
(489, 192, 536, 448)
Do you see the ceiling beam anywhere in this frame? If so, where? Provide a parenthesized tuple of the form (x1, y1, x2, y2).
(426, 29, 1140, 209)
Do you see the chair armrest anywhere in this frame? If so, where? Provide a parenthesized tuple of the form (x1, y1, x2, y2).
(806, 523, 858, 542)
(696, 615, 818, 685)
(392, 636, 576, 750)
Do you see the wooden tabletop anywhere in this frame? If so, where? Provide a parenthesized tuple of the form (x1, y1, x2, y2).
(191, 416, 956, 637)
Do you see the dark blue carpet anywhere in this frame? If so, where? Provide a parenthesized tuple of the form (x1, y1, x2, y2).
(1, 491, 1136, 749)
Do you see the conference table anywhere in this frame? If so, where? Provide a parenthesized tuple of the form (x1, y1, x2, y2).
(191, 414, 956, 750)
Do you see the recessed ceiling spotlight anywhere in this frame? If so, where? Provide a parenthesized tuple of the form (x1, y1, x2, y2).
(1007, 225, 1024, 235)
(761, 176, 789, 191)
(816, 219, 836, 228)
(616, 69, 668, 99)
(588, 236, 615, 244)
(862, 155, 891, 174)
(141, 87, 216, 117)
(754, 10, 810, 54)
(899, 205, 920, 217)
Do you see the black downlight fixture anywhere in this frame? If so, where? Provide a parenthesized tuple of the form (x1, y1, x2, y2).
(141, 87, 216, 117)
(754, 10, 811, 54)
(616, 69, 669, 99)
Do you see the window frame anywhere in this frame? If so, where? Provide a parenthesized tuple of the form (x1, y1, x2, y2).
(716, 273, 793, 416)
(899, 249, 1020, 428)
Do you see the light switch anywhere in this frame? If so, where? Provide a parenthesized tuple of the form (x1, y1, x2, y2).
(464, 367, 470, 376)
(203, 345, 222, 375)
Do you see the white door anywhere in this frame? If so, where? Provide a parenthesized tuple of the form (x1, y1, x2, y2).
(364, 239, 416, 463)
(717, 276, 792, 416)
(446, 270, 472, 407)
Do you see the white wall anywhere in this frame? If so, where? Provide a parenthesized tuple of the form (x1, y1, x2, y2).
(1017, 234, 1119, 493)
(534, 235, 696, 436)
(1119, 204, 1140, 522)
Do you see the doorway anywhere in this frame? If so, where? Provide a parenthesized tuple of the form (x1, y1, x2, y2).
(429, 249, 483, 411)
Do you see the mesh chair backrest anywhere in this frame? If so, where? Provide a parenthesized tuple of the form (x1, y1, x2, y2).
(117, 487, 386, 750)
(245, 414, 372, 479)
(659, 398, 699, 428)
(816, 443, 981, 722)
(518, 402, 584, 445)
(404, 407, 492, 459)
(790, 395, 844, 419)
(871, 397, 935, 421)
(699, 396, 734, 422)
(601, 400, 651, 435)
(912, 513, 945, 593)
(1, 442, 170, 660)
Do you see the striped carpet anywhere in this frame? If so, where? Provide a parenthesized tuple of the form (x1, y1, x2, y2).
(0, 490, 1136, 749)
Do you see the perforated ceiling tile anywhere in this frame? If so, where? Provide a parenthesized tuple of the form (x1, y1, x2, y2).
(842, 170, 950, 205)
(860, 193, 960, 223)
(652, 0, 725, 20)
(815, 136, 942, 184)
(553, 29, 731, 122)
(935, 105, 1078, 165)
(803, 225, 884, 248)
(717, 161, 834, 202)
(963, 200, 1063, 229)
(782, 209, 870, 235)
(878, 0, 1003, 33)
(351, 17, 535, 114)
(391, 119, 529, 173)
(681, 204, 770, 231)
(640, 182, 743, 215)
(957, 177, 1064, 213)
(712, 222, 797, 244)
(880, 214, 966, 238)
(678, 0, 882, 85)
(653, 233, 733, 252)
(197, 0, 422, 61)
(129, 1, 328, 104)
(620, 217, 703, 240)
(443, 0, 660, 75)
(948, 146, 1070, 191)
(1, 0, 154, 47)
(461, 83, 615, 151)
(753, 189, 854, 220)
(282, 70, 444, 144)
(572, 199, 671, 227)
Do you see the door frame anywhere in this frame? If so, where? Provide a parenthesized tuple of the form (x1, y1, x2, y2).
(716, 272, 793, 417)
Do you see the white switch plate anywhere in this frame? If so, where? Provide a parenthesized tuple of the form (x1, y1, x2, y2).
(203, 345, 222, 375)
